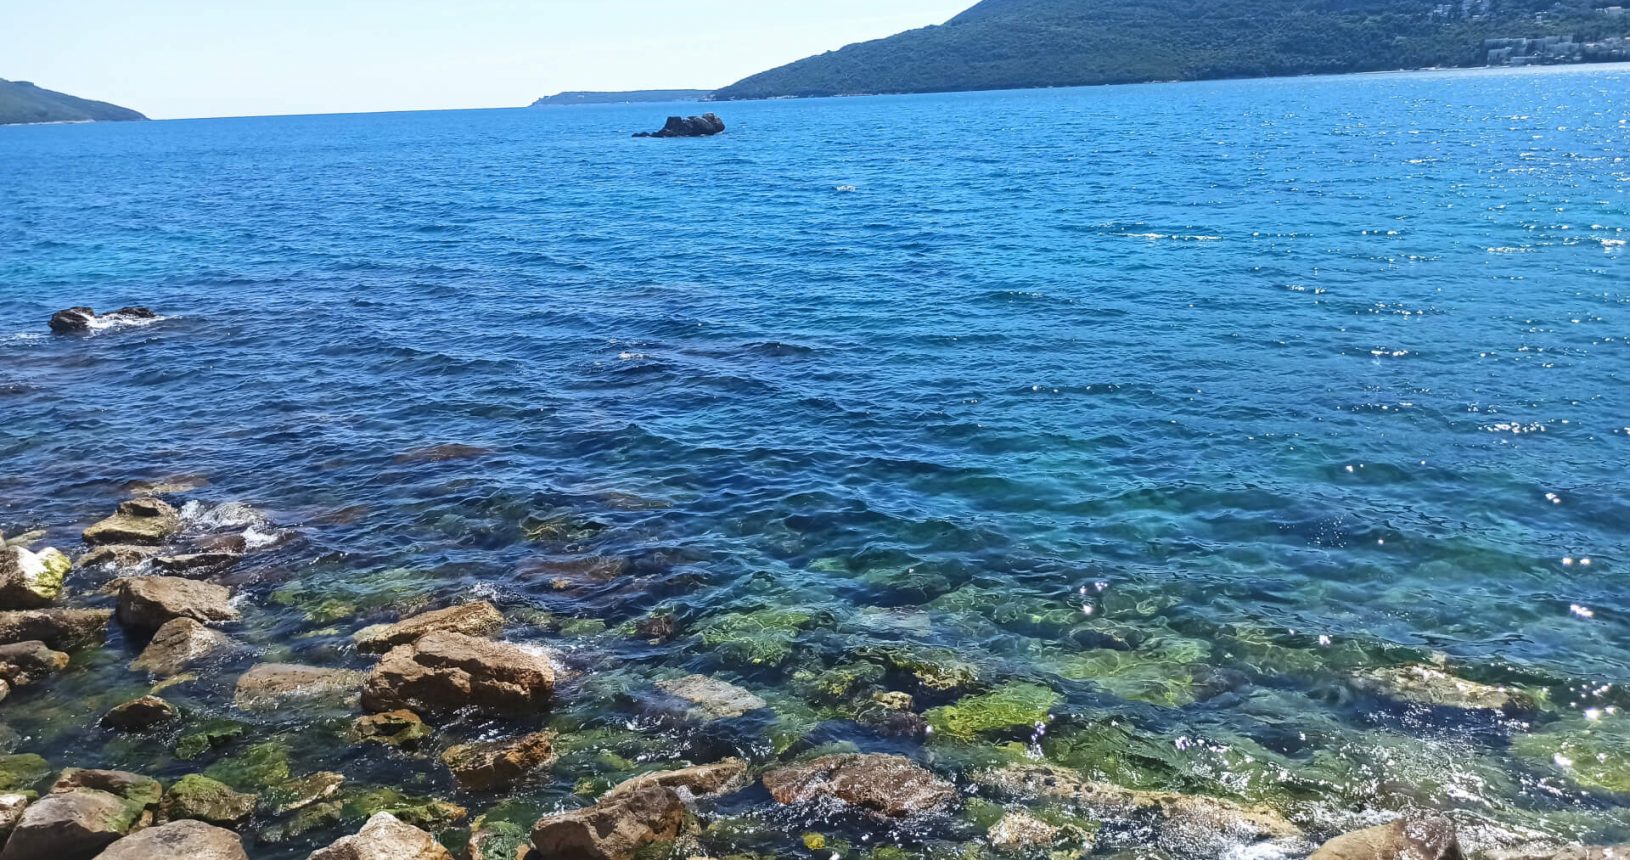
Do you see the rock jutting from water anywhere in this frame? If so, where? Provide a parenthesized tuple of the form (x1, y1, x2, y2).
(633, 112, 725, 138)
(46, 306, 159, 334)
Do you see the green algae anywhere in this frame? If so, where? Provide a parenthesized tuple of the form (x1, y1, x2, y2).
(1040, 637, 1209, 707)
(258, 799, 343, 844)
(0, 754, 50, 792)
(269, 566, 437, 624)
(205, 741, 291, 790)
(698, 608, 818, 666)
(1511, 715, 1630, 794)
(929, 586, 1080, 638)
(176, 721, 248, 760)
(560, 617, 609, 637)
(164, 773, 256, 825)
(855, 644, 982, 693)
(791, 661, 885, 705)
(342, 786, 467, 830)
(926, 682, 1060, 741)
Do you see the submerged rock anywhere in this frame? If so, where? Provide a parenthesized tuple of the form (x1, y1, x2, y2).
(96, 819, 250, 860)
(988, 808, 1089, 856)
(83, 499, 182, 546)
(0, 755, 51, 793)
(1309, 816, 1463, 859)
(353, 601, 504, 653)
(654, 674, 768, 720)
(468, 818, 531, 860)
(530, 784, 684, 860)
(603, 758, 749, 800)
(633, 113, 726, 138)
(233, 663, 363, 712)
(101, 695, 180, 732)
(76, 545, 162, 570)
(1355, 665, 1536, 712)
(130, 617, 232, 676)
(442, 730, 556, 792)
(0, 641, 69, 689)
(160, 774, 256, 826)
(0, 547, 71, 609)
(923, 681, 1059, 741)
(762, 753, 958, 818)
(309, 811, 454, 860)
(260, 771, 345, 816)
(0, 788, 146, 860)
(153, 552, 241, 576)
(361, 632, 554, 717)
(47, 306, 157, 334)
(115, 576, 238, 632)
(348, 710, 431, 750)
(0, 609, 110, 650)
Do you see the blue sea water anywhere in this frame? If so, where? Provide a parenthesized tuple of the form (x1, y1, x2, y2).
(1, 65, 1628, 856)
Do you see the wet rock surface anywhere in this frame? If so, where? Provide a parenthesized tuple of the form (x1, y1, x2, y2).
(361, 632, 554, 717)
(233, 663, 363, 712)
(602, 758, 748, 799)
(0, 547, 70, 609)
(308, 812, 454, 860)
(441, 730, 556, 792)
(763, 753, 958, 818)
(633, 113, 726, 138)
(161, 773, 257, 826)
(0, 787, 145, 860)
(353, 601, 503, 653)
(101, 695, 180, 732)
(97, 819, 251, 860)
(115, 576, 238, 632)
(348, 710, 431, 750)
(47, 306, 158, 334)
(83, 499, 182, 547)
(654, 673, 767, 719)
(530, 783, 684, 860)
(1309, 816, 1464, 859)
(0, 609, 110, 649)
(130, 617, 232, 675)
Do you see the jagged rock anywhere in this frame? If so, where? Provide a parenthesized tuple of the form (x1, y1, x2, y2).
(361, 632, 554, 717)
(160, 774, 256, 826)
(348, 710, 431, 750)
(0, 609, 111, 649)
(130, 617, 231, 675)
(101, 695, 179, 732)
(260, 771, 344, 815)
(95, 819, 250, 860)
(76, 545, 161, 570)
(442, 731, 556, 792)
(0, 641, 68, 688)
(83, 499, 182, 546)
(1310, 817, 1464, 860)
(0, 794, 28, 843)
(115, 577, 238, 633)
(309, 812, 454, 860)
(353, 602, 504, 653)
(762, 753, 957, 818)
(530, 784, 684, 860)
(654, 674, 767, 719)
(603, 758, 749, 800)
(0, 547, 70, 609)
(47, 306, 157, 334)
(633, 113, 726, 138)
(0, 788, 145, 860)
(153, 553, 241, 576)
(232, 663, 362, 712)
(50, 769, 162, 821)
(1355, 666, 1536, 712)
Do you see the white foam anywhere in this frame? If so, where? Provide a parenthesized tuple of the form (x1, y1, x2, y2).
(83, 313, 167, 334)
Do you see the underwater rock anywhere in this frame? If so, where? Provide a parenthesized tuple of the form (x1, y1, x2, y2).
(696, 608, 815, 666)
(1309, 816, 1463, 859)
(348, 710, 431, 750)
(603, 758, 750, 800)
(96, 819, 250, 860)
(633, 612, 677, 642)
(160, 774, 256, 826)
(115, 576, 238, 633)
(260, 771, 345, 816)
(130, 617, 232, 676)
(0, 547, 70, 610)
(83, 499, 182, 547)
(654, 674, 768, 720)
(101, 695, 179, 732)
(1355, 666, 1536, 712)
(762, 753, 958, 818)
(442, 730, 557, 792)
(393, 443, 496, 464)
(0, 641, 68, 689)
(468, 818, 531, 860)
(153, 552, 241, 576)
(256, 799, 343, 844)
(76, 545, 161, 570)
(0, 609, 110, 650)
(924, 681, 1059, 741)
(361, 632, 555, 717)
(233, 663, 364, 712)
(0, 756, 51, 793)
(0, 788, 145, 860)
(530, 784, 685, 860)
(854, 644, 981, 693)
(633, 113, 726, 138)
(340, 787, 466, 831)
(1485, 846, 1630, 860)
(353, 601, 504, 653)
(987, 808, 1087, 856)
(47, 306, 157, 334)
(309, 811, 454, 860)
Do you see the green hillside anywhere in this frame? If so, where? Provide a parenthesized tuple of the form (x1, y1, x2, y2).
(713, 0, 1625, 100)
(0, 79, 147, 125)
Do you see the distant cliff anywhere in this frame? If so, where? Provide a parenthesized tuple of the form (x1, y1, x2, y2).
(531, 90, 711, 106)
(0, 79, 147, 125)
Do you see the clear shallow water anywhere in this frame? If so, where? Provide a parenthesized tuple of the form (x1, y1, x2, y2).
(1, 65, 1628, 857)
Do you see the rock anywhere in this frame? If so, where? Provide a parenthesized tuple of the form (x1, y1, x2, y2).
(115, 577, 238, 633)
(468, 818, 531, 860)
(0, 788, 145, 860)
(1355, 666, 1536, 712)
(160, 774, 256, 826)
(76, 545, 161, 570)
(0, 756, 50, 792)
(48, 306, 157, 334)
(633, 113, 726, 138)
(0, 794, 28, 843)
(153, 553, 240, 576)
(353, 602, 504, 653)
(83, 499, 182, 547)
(348, 710, 431, 750)
(50, 769, 162, 819)
(0, 609, 111, 649)
(762, 753, 957, 818)
(309, 812, 454, 860)
(101, 695, 179, 732)
(260, 771, 344, 815)
(0, 641, 68, 688)
(124, 476, 210, 497)
(360, 632, 554, 717)
(393, 444, 496, 464)
(654, 674, 767, 719)
(233, 663, 363, 712)
(0, 547, 71, 609)
(95, 819, 250, 860)
(1309, 817, 1464, 860)
(441, 731, 556, 792)
(988, 809, 1082, 855)
(602, 758, 749, 800)
(530, 784, 684, 860)
(255, 800, 342, 844)
(130, 617, 231, 675)
(1485, 847, 1630, 860)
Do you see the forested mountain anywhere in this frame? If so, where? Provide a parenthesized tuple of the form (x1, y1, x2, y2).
(0, 79, 147, 125)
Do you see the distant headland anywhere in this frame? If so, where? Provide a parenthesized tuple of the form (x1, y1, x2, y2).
(530, 89, 711, 106)
(0, 78, 147, 126)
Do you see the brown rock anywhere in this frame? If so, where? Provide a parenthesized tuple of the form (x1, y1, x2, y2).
(530, 785, 684, 860)
(442, 731, 556, 792)
(349, 710, 431, 750)
(94, 819, 250, 860)
(309, 812, 454, 860)
(361, 632, 554, 717)
(603, 758, 749, 800)
(130, 617, 232, 675)
(115, 577, 238, 633)
(1310, 817, 1463, 860)
(0, 793, 28, 842)
(1485, 847, 1630, 860)
(50, 769, 163, 819)
(0, 609, 111, 650)
(762, 753, 957, 818)
(0, 641, 68, 688)
(83, 499, 182, 547)
(153, 553, 241, 576)
(233, 663, 363, 712)
(0, 788, 144, 860)
(76, 545, 162, 570)
(354, 602, 504, 653)
(101, 695, 179, 732)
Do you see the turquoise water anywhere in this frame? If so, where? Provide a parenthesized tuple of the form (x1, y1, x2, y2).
(1, 65, 1628, 857)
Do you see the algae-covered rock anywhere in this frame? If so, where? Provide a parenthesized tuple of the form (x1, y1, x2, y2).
(161, 774, 256, 826)
(791, 662, 885, 705)
(259, 771, 345, 817)
(353, 601, 504, 653)
(0, 754, 51, 792)
(696, 609, 817, 666)
(1355, 665, 1538, 713)
(855, 644, 982, 693)
(101, 695, 180, 732)
(309, 811, 455, 860)
(469, 817, 531, 860)
(1511, 715, 1630, 794)
(96, 819, 251, 860)
(256, 799, 344, 844)
(926, 682, 1059, 741)
(270, 567, 437, 625)
(83, 498, 183, 546)
(51, 769, 163, 819)
(0, 641, 68, 688)
(988, 808, 1094, 857)
(0, 609, 111, 650)
(1308, 816, 1461, 859)
(762, 753, 958, 818)
(0, 788, 146, 860)
(442, 731, 556, 792)
(654, 674, 768, 720)
(175, 721, 247, 760)
(1042, 641, 1207, 708)
(342, 787, 467, 831)
(348, 710, 431, 750)
(204, 741, 291, 790)
(0, 547, 70, 610)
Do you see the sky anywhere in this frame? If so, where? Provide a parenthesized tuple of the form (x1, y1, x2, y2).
(1, 1, 974, 120)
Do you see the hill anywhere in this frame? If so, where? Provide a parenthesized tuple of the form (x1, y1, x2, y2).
(712, 0, 1625, 100)
(0, 79, 147, 125)
(531, 90, 711, 106)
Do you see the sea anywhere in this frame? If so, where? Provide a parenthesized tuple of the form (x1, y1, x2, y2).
(0, 64, 1627, 858)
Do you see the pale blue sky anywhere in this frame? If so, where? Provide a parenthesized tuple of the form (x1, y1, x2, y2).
(2, 1, 973, 119)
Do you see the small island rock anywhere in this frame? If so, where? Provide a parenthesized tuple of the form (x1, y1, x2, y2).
(47, 306, 158, 334)
(633, 113, 725, 138)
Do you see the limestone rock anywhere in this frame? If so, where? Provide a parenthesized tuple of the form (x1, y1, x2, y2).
(160, 774, 256, 826)
(353, 602, 503, 653)
(0, 794, 28, 843)
(530, 784, 684, 860)
(361, 632, 554, 717)
(441, 731, 556, 792)
(130, 617, 231, 675)
(0, 788, 144, 860)
(308, 812, 454, 860)
(50, 769, 163, 819)
(0, 641, 68, 688)
(115, 577, 237, 633)
(233, 663, 363, 712)
(654, 674, 767, 719)
(0, 609, 111, 649)
(101, 695, 179, 732)
(0, 547, 70, 610)
(762, 753, 957, 818)
(603, 758, 749, 800)
(349, 710, 431, 750)
(77, 545, 162, 570)
(83, 499, 182, 547)
(1310, 817, 1464, 860)
(95, 819, 250, 860)
(1355, 666, 1536, 712)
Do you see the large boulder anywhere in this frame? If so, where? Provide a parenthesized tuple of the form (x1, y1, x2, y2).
(353, 602, 503, 653)
(0, 788, 145, 860)
(160, 774, 256, 826)
(1309, 817, 1464, 860)
(308, 812, 454, 860)
(762, 753, 957, 818)
(47, 307, 157, 335)
(0, 794, 28, 845)
(50, 769, 163, 821)
(0, 547, 71, 609)
(441, 731, 556, 792)
(0, 609, 111, 649)
(633, 113, 726, 138)
(130, 617, 232, 676)
(233, 663, 363, 712)
(94, 819, 249, 860)
(83, 499, 182, 547)
(530, 784, 684, 860)
(360, 632, 554, 717)
(0, 641, 68, 689)
(115, 577, 237, 633)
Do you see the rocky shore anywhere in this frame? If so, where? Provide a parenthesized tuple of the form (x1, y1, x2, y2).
(0, 481, 1624, 860)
